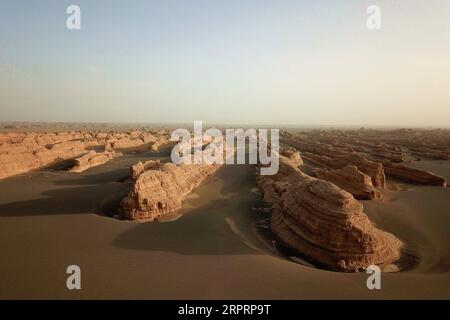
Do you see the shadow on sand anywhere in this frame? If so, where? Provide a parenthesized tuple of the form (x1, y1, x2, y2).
(110, 164, 276, 256)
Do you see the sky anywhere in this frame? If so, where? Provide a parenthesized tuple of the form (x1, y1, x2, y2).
(0, 0, 449, 127)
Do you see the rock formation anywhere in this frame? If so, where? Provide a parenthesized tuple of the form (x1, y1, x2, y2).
(302, 152, 386, 189)
(258, 155, 402, 272)
(0, 139, 88, 179)
(120, 161, 222, 221)
(70, 150, 122, 173)
(280, 148, 303, 166)
(409, 147, 450, 160)
(0, 129, 173, 180)
(110, 138, 145, 150)
(381, 161, 447, 186)
(315, 165, 382, 200)
(129, 160, 163, 180)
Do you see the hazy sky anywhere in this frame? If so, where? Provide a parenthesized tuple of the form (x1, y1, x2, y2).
(1, 0, 449, 126)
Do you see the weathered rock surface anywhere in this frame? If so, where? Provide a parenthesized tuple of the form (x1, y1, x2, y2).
(110, 138, 145, 150)
(409, 147, 450, 160)
(258, 155, 402, 272)
(70, 150, 121, 173)
(120, 161, 222, 221)
(382, 161, 447, 186)
(315, 165, 382, 200)
(0, 130, 172, 179)
(281, 149, 303, 166)
(129, 160, 162, 180)
(0, 153, 41, 180)
(302, 152, 386, 189)
(0, 140, 88, 179)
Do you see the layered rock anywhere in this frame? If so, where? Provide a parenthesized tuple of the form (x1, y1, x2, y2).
(381, 161, 447, 186)
(0, 153, 41, 180)
(120, 161, 222, 221)
(129, 160, 162, 180)
(0, 129, 173, 180)
(302, 152, 386, 189)
(280, 149, 303, 166)
(33, 141, 87, 166)
(409, 147, 450, 160)
(282, 135, 348, 158)
(314, 165, 382, 200)
(258, 155, 402, 272)
(110, 138, 145, 150)
(150, 138, 174, 152)
(0, 140, 88, 179)
(377, 151, 405, 163)
(330, 154, 386, 189)
(70, 150, 121, 173)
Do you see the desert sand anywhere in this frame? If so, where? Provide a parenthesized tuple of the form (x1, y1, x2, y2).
(0, 125, 449, 299)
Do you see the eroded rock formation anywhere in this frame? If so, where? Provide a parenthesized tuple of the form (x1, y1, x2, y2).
(302, 152, 386, 189)
(280, 148, 303, 166)
(120, 161, 222, 221)
(315, 165, 382, 200)
(109, 138, 145, 150)
(258, 155, 402, 272)
(382, 161, 447, 186)
(70, 150, 122, 173)
(0, 139, 88, 179)
(0, 129, 172, 180)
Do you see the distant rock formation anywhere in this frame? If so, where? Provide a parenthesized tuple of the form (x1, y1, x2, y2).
(302, 152, 386, 189)
(409, 147, 450, 160)
(281, 135, 348, 158)
(0, 139, 88, 179)
(109, 138, 145, 150)
(258, 155, 402, 272)
(70, 150, 122, 173)
(377, 151, 405, 163)
(0, 153, 41, 180)
(0, 130, 171, 180)
(381, 161, 447, 186)
(120, 161, 222, 221)
(315, 165, 383, 200)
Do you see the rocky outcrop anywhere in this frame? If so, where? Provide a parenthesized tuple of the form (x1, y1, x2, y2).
(409, 147, 450, 160)
(0, 140, 88, 179)
(280, 149, 303, 166)
(381, 161, 447, 186)
(377, 151, 405, 163)
(330, 154, 386, 189)
(150, 138, 174, 152)
(70, 150, 121, 173)
(282, 135, 348, 158)
(110, 138, 145, 150)
(258, 155, 402, 272)
(302, 152, 386, 189)
(302, 152, 336, 168)
(120, 161, 222, 221)
(0, 130, 173, 180)
(315, 165, 382, 200)
(129, 160, 162, 180)
(0, 153, 41, 180)
(33, 141, 87, 166)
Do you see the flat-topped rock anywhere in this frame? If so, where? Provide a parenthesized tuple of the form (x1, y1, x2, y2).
(70, 150, 121, 173)
(382, 161, 447, 186)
